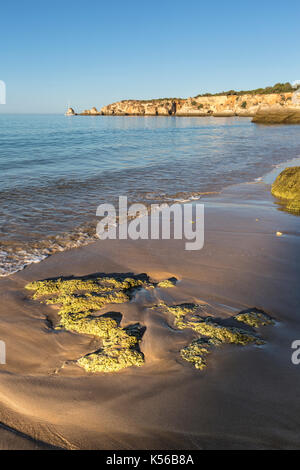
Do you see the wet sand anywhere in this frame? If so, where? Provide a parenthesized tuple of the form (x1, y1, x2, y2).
(0, 181, 300, 449)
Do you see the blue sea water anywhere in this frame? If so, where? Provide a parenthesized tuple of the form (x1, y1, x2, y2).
(0, 114, 299, 275)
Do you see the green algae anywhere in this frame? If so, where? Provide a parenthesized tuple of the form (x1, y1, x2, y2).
(45, 291, 130, 316)
(235, 309, 275, 328)
(78, 348, 144, 373)
(26, 275, 274, 373)
(183, 319, 263, 345)
(159, 302, 261, 345)
(57, 314, 137, 348)
(156, 279, 177, 288)
(286, 199, 300, 213)
(100, 277, 145, 290)
(180, 339, 211, 370)
(156, 302, 273, 370)
(26, 276, 146, 299)
(162, 303, 198, 319)
(271, 166, 300, 200)
(271, 166, 300, 214)
(26, 273, 175, 373)
(25, 278, 104, 298)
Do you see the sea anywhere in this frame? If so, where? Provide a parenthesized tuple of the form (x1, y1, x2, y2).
(1, 114, 299, 276)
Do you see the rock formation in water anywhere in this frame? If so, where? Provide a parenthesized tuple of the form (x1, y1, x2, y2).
(271, 166, 300, 214)
(80, 106, 100, 116)
(65, 107, 76, 116)
(252, 106, 300, 124)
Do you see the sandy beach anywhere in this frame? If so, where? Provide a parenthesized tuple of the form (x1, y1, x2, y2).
(2, 0, 300, 454)
(0, 179, 299, 450)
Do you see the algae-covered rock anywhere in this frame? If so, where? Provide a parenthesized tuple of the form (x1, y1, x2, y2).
(252, 107, 300, 124)
(26, 273, 175, 373)
(156, 302, 273, 370)
(286, 199, 300, 213)
(159, 302, 262, 345)
(235, 308, 275, 328)
(26, 276, 275, 373)
(156, 278, 177, 288)
(46, 291, 130, 316)
(78, 347, 144, 373)
(184, 318, 263, 346)
(271, 166, 300, 214)
(26, 278, 103, 298)
(161, 303, 198, 320)
(180, 339, 211, 370)
(25, 276, 145, 299)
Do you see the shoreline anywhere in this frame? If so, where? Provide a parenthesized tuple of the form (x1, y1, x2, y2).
(69, 109, 300, 123)
(0, 178, 300, 449)
(2, 155, 299, 279)
(73, 112, 256, 117)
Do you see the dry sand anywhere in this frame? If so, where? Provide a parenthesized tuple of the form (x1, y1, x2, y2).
(0, 181, 300, 450)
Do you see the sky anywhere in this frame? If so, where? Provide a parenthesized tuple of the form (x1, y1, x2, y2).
(1, 0, 300, 113)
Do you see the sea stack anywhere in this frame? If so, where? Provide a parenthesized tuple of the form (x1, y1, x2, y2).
(65, 107, 76, 116)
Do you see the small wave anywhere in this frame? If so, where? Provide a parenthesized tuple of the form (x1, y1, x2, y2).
(0, 190, 217, 277)
(2, 155, 299, 278)
(0, 223, 99, 277)
(262, 156, 300, 185)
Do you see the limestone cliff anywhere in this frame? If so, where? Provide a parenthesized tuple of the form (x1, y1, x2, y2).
(99, 93, 297, 117)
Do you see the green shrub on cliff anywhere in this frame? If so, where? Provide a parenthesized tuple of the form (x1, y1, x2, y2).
(195, 82, 294, 98)
(271, 166, 300, 214)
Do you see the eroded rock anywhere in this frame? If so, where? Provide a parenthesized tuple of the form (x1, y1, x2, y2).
(156, 302, 275, 370)
(26, 274, 177, 373)
(271, 166, 300, 214)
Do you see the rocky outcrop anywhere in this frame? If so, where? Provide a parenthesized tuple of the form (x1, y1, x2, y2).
(98, 99, 183, 116)
(252, 106, 300, 124)
(271, 166, 300, 214)
(65, 107, 76, 116)
(99, 93, 297, 117)
(80, 106, 101, 116)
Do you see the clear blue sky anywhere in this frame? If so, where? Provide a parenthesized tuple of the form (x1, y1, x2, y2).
(1, 0, 300, 113)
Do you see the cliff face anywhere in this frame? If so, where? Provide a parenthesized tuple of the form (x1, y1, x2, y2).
(99, 93, 297, 117)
